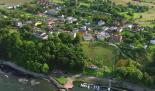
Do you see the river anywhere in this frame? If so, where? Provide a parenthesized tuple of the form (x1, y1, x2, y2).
(0, 72, 55, 91)
(0, 64, 138, 91)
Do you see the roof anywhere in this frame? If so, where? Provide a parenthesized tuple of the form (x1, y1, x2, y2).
(150, 40, 155, 44)
(98, 20, 105, 26)
(45, 9, 58, 15)
(83, 34, 93, 41)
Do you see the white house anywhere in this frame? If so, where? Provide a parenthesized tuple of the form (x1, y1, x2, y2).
(83, 33, 93, 41)
(150, 40, 155, 44)
(66, 16, 77, 23)
(45, 9, 58, 16)
(102, 26, 110, 31)
(98, 20, 105, 26)
(96, 31, 109, 40)
(16, 21, 23, 28)
(88, 65, 98, 70)
(126, 24, 133, 29)
(81, 26, 87, 31)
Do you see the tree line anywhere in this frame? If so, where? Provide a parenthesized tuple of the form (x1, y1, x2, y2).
(0, 29, 86, 73)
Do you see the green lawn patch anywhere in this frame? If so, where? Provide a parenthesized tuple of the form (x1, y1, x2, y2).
(54, 76, 67, 85)
(81, 41, 116, 68)
(0, 0, 32, 6)
(119, 12, 140, 20)
(83, 66, 111, 77)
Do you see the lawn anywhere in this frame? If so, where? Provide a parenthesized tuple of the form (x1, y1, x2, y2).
(51, 0, 155, 27)
(0, 0, 32, 6)
(119, 12, 141, 20)
(81, 41, 115, 67)
(48, 0, 63, 4)
(113, 0, 155, 27)
(54, 76, 67, 85)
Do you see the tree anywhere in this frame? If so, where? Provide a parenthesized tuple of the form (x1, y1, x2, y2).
(42, 63, 49, 73)
(73, 33, 82, 44)
(58, 32, 73, 44)
(64, 0, 79, 7)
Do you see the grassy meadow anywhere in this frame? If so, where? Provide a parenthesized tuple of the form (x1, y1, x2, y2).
(0, 0, 33, 6)
(113, 0, 155, 27)
(81, 41, 115, 67)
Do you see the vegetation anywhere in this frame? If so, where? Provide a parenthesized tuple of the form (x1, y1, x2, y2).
(0, 0, 155, 89)
(54, 76, 67, 85)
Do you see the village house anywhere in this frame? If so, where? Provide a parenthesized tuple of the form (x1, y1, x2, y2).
(109, 34, 123, 43)
(150, 39, 155, 44)
(15, 21, 23, 28)
(97, 20, 105, 26)
(66, 17, 77, 24)
(25, 20, 33, 25)
(88, 64, 98, 70)
(7, 5, 20, 9)
(47, 19, 56, 30)
(102, 26, 110, 31)
(83, 33, 93, 41)
(85, 22, 91, 26)
(33, 31, 48, 40)
(33, 27, 42, 32)
(123, 23, 141, 32)
(58, 15, 65, 22)
(96, 31, 109, 40)
(37, 0, 49, 6)
(44, 9, 59, 16)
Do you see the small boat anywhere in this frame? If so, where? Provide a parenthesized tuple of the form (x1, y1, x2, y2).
(4, 75, 9, 78)
(80, 83, 88, 88)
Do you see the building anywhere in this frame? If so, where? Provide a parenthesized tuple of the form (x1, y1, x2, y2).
(16, 21, 23, 28)
(97, 20, 105, 26)
(88, 64, 98, 70)
(150, 39, 155, 44)
(45, 9, 58, 16)
(83, 33, 93, 41)
(33, 32, 48, 40)
(96, 31, 109, 40)
(66, 17, 77, 23)
(110, 34, 123, 43)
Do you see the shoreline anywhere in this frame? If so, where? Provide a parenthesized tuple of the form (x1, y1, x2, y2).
(0, 61, 67, 91)
(1, 60, 155, 91)
(72, 75, 155, 91)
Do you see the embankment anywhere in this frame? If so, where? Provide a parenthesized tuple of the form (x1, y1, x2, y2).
(0, 60, 67, 91)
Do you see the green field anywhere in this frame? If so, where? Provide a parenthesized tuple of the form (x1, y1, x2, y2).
(81, 42, 115, 67)
(0, 0, 32, 6)
(113, 0, 155, 27)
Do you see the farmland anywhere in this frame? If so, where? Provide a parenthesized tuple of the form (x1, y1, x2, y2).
(0, 0, 32, 6)
(113, 0, 155, 27)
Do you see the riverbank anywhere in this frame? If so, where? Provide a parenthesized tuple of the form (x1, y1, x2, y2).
(63, 74, 155, 91)
(0, 69, 54, 91)
(79, 76, 155, 91)
(0, 61, 67, 91)
(1, 60, 155, 91)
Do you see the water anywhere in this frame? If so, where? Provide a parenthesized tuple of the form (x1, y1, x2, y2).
(72, 82, 95, 91)
(0, 74, 55, 91)
(72, 81, 132, 91)
(0, 68, 55, 91)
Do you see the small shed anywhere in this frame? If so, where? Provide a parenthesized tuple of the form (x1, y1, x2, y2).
(88, 64, 98, 70)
